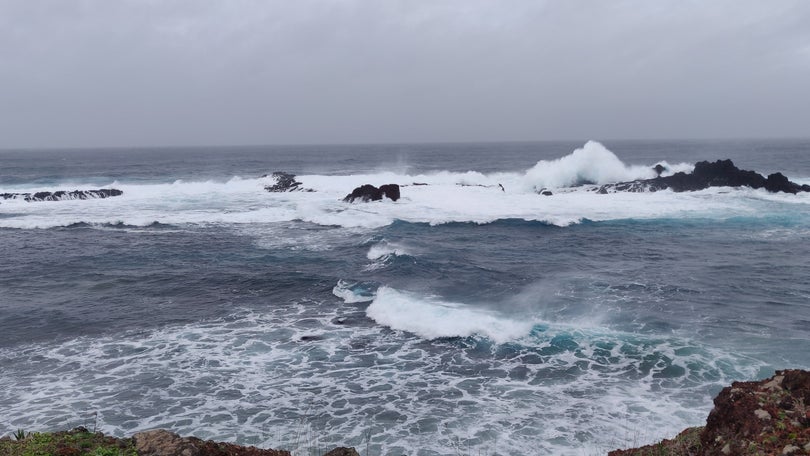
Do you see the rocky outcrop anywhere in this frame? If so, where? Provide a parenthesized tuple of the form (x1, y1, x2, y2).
(343, 184, 400, 202)
(0, 189, 123, 202)
(610, 369, 810, 456)
(700, 369, 810, 455)
(134, 429, 293, 456)
(263, 172, 311, 192)
(598, 160, 810, 194)
(134, 430, 203, 456)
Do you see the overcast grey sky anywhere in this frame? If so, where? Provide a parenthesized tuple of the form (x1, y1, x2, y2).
(1, 0, 809, 148)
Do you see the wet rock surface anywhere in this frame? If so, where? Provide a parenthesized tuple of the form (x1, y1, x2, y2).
(343, 183, 400, 202)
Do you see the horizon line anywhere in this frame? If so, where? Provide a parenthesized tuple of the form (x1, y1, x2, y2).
(1, 135, 808, 153)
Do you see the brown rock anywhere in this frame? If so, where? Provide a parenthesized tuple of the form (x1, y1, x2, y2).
(192, 437, 291, 456)
(323, 448, 361, 456)
(612, 370, 810, 456)
(134, 430, 201, 456)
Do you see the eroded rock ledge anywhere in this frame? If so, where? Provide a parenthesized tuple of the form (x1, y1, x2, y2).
(610, 369, 810, 456)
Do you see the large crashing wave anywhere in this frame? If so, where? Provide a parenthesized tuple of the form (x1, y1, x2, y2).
(522, 140, 659, 190)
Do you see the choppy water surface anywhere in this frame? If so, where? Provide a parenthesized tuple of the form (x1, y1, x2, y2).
(1, 140, 809, 455)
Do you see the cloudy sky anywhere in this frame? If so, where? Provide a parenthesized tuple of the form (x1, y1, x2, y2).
(1, 0, 809, 148)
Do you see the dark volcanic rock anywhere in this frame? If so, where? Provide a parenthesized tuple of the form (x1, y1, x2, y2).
(0, 189, 123, 202)
(378, 184, 400, 201)
(264, 172, 310, 192)
(343, 184, 400, 202)
(599, 159, 808, 194)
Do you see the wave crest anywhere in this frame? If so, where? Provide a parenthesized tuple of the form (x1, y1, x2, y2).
(366, 287, 534, 343)
(522, 140, 657, 190)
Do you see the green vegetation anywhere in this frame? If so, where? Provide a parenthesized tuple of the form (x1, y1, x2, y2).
(0, 428, 137, 456)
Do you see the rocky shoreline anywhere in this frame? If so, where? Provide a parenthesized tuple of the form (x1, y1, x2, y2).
(0, 428, 360, 456)
(611, 369, 810, 455)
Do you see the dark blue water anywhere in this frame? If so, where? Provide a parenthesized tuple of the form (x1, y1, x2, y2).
(1, 140, 809, 454)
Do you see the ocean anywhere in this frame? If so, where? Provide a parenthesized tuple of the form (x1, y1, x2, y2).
(1, 139, 809, 455)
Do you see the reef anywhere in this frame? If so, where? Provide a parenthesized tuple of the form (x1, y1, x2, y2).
(610, 369, 810, 455)
(598, 159, 810, 194)
(0, 189, 123, 202)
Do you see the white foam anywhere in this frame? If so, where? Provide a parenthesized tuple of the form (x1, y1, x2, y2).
(521, 140, 657, 190)
(366, 241, 411, 260)
(332, 280, 375, 303)
(366, 287, 534, 343)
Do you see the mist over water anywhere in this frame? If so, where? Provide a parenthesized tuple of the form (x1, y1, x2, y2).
(1, 140, 809, 454)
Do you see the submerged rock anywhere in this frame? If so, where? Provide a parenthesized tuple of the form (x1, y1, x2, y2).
(343, 184, 400, 202)
(598, 159, 810, 194)
(0, 189, 123, 202)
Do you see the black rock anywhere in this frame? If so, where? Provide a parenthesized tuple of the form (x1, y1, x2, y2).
(0, 189, 123, 202)
(653, 164, 666, 176)
(764, 172, 800, 194)
(378, 184, 400, 201)
(343, 184, 400, 203)
(598, 159, 808, 194)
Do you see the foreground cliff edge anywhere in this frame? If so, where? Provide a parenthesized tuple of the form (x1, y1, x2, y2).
(0, 428, 360, 456)
(611, 370, 810, 456)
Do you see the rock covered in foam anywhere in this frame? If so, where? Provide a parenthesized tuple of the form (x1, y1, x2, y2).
(0, 189, 123, 202)
(343, 183, 400, 202)
(610, 369, 810, 456)
(263, 172, 311, 192)
(598, 159, 810, 194)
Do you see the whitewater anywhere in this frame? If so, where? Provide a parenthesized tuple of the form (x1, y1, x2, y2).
(1, 140, 809, 455)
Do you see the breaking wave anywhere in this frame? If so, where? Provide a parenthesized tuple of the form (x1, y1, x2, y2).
(366, 287, 534, 343)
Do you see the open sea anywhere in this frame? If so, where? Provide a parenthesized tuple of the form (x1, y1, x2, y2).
(1, 139, 809, 455)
